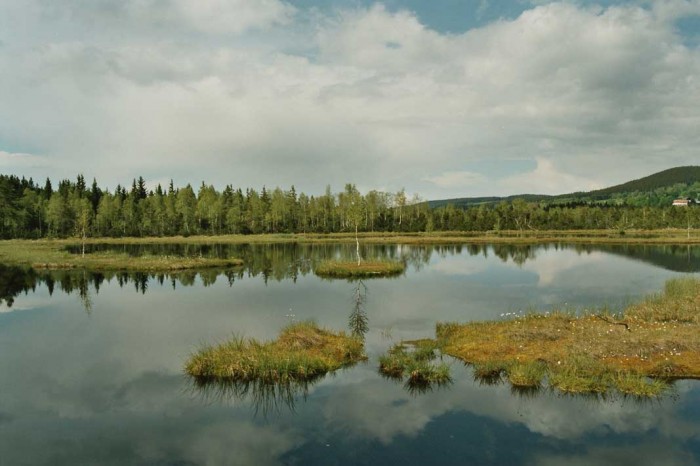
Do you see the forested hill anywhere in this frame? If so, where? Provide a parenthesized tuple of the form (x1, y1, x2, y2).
(582, 166, 700, 198)
(429, 166, 700, 208)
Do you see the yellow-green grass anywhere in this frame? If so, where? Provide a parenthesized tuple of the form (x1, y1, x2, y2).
(437, 277, 700, 397)
(315, 260, 406, 278)
(185, 321, 366, 383)
(0, 240, 243, 271)
(379, 340, 452, 389)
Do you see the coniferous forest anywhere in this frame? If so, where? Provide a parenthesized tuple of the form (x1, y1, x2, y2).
(0, 173, 698, 239)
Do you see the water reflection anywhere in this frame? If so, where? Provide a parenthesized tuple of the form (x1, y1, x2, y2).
(189, 281, 373, 415)
(190, 375, 323, 417)
(0, 264, 38, 307)
(2, 242, 700, 464)
(4, 243, 700, 314)
(349, 280, 369, 339)
(68, 242, 700, 274)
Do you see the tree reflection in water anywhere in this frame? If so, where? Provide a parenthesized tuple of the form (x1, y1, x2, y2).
(5, 242, 698, 313)
(349, 280, 369, 340)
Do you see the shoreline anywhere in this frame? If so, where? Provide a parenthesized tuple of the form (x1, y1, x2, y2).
(1, 229, 700, 271)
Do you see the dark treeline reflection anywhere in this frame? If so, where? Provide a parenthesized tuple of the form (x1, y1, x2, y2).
(3, 243, 700, 309)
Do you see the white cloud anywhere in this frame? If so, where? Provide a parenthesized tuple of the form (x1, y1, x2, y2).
(498, 157, 604, 195)
(0, 151, 47, 169)
(36, 0, 296, 36)
(424, 170, 487, 188)
(0, 1, 699, 197)
(172, 0, 296, 34)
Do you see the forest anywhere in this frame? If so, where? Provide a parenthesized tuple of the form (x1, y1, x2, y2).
(1, 173, 699, 239)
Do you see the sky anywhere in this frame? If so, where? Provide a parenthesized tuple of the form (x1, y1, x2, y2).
(1, 0, 700, 199)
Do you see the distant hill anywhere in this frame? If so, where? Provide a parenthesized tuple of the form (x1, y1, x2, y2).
(428, 166, 700, 209)
(579, 166, 700, 198)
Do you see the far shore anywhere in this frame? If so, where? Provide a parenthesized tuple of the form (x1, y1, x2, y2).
(2, 229, 700, 271)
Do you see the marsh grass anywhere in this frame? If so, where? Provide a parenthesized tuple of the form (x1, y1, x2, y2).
(379, 340, 452, 392)
(436, 277, 700, 397)
(185, 321, 366, 384)
(0, 240, 243, 271)
(315, 260, 406, 278)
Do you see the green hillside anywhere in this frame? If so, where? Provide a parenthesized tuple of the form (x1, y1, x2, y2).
(429, 166, 700, 209)
(581, 166, 700, 198)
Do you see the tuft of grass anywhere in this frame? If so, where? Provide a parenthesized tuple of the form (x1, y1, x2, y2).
(626, 276, 700, 323)
(315, 260, 406, 279)
(379, 341, 452, 392)
(435, 277, 700, 397)
(507, 361, 547, 388)
(185, 321, 365, 383)
(472, 361, 510, 385)
(612, 372, 670, 398)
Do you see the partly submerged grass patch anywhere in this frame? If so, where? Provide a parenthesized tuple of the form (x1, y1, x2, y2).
(45, 252, 243, 271)
(315, 260, 406, 279)
(185, 321, 366, 383)
(436, 277, 700, 397)
(0, 240, 243, 271)
(379, 340, 452, 393)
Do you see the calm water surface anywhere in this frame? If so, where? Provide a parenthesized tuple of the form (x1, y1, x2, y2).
(1, 243, 700, 465)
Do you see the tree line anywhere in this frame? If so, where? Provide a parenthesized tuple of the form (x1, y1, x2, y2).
(1, 173, 699, 239)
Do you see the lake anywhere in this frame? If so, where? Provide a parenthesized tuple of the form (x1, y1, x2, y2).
(1, 243, 700, 465)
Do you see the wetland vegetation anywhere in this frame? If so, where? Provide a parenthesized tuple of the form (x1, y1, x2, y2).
(314, 260, 406, 278)
(379, 340, 452, 393)
(4, 231, 700, 277)
(185, 321, 366, 383)
(432, 277, 700, 397)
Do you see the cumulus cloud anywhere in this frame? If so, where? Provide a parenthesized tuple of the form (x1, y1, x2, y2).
(498, 157, 603, 194)
(37, 0, 296, 35)
(0, 1, 699, 197)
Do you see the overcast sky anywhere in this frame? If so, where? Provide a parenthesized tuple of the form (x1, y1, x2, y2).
(1, 0, 700, 199)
